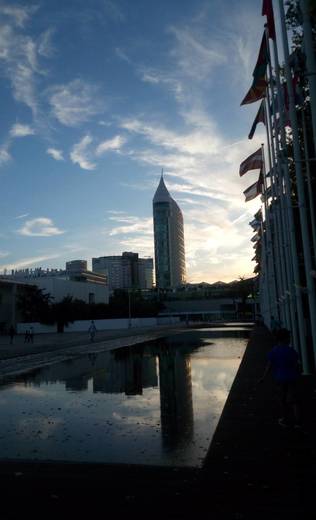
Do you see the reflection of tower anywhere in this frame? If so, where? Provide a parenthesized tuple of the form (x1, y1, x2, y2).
(93, 345, 158, 395)
(158, 346, 194, 450)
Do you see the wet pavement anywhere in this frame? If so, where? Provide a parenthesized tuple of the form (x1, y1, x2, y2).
(1, 324, 315, 519)
(0, 333, 247, 467)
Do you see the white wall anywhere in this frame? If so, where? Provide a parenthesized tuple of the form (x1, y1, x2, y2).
(17, 316, 180, 334)
(24, 277, 109, 304)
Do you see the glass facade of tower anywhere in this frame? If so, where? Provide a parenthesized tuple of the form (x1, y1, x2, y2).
(153, 178, 186, 289)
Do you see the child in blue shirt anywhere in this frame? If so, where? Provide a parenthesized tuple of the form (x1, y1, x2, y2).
(259, 328, 301, 427)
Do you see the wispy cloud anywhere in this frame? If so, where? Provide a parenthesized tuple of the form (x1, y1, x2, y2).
(0, 251, 10, 259)
(1, 4, 38, 28)
(0, 145, 11, 166)
(47, 148, 64, 161)
(37, 28, 55, 57)
(18, 217, 65, 237)
(10, 123, 35, 137)
(95, 135, 126, 156)
(14, 213, 29, 220)
(108, 215, 153, 236)
(49, 79, 102, 127)
(70, 135, 96, 170)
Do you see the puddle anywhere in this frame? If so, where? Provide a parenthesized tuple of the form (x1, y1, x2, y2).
(0, 329, 248, 467)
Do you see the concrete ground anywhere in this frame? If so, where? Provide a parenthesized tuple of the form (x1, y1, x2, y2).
(1, 324, 316, 519)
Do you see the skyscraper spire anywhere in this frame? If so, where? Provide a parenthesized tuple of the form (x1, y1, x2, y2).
(153, 174, 186, 288)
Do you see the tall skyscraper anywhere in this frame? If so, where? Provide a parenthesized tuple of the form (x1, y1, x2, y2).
(153, 175, 186, 288)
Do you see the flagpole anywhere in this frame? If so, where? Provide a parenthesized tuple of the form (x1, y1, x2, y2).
(278, 0, 316, 368)
(300, 0, 316, 157)
(268, 20, 310, 371)
(301, 108, 316, 261)
(261, 143, 278, 320)
(264, 96, 289, 327)
(265, 29, 294, 333)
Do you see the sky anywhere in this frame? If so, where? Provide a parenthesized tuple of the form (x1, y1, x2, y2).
(0, 0, 270, 283)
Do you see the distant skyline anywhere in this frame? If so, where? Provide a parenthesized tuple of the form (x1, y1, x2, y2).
(0, 0, 269, 282)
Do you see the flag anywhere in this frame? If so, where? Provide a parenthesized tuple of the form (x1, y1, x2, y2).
(241, 79, 266, 105)
(254, 208, 262, 220)
(243, 179, 262, 202)
(260, 185, 272, 202)
(253, 33, 269, 80)
(248, 101, 265, 139)
(239, 147, 263, 176)
(249, 218, 261, 230)
(241, 33, 268, 105)
(262, 0, 276, 40)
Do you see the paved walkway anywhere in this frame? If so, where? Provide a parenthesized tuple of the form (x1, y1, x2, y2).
(0, 324, 187, 361)
(1, 325, 316, 519)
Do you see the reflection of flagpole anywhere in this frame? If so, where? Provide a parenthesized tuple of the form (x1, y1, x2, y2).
(278, 0, 316, 368)
(267, 22, 309, 371)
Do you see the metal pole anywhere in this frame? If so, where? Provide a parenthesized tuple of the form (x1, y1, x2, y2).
(278, 0, 316, 368)
(300, 0, 316, 156)
(264, 97, 286, 325)
(301, 108, 316, 262)
(261, 143, 278, 320)
(270, 17, 311, 371)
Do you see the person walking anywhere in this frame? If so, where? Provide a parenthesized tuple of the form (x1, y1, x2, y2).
(9, 325, 15, 345)
(24, 329, 30, 343)
(258, 328, 301, 427)
(88, 320, 97, 342)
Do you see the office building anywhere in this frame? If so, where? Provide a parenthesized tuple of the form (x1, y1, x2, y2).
(153, 175, 186, 289)
(92, 252, 154, 291)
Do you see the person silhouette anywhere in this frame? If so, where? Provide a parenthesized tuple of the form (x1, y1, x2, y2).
(88, 320, 97, 342)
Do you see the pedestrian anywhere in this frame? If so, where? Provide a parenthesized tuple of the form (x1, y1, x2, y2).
(24, 329, 30, 343)
(88, 320, 97, 342)
(258, 328, 301, 428)
(9, 325, 15, 345)
(29, 326, 34, 343)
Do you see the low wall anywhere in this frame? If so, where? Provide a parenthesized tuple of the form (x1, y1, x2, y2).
(17, 316, 179, 334)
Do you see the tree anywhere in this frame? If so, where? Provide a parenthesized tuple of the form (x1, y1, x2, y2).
(17, 286, 53, 323)
(51, 295, 76, 333)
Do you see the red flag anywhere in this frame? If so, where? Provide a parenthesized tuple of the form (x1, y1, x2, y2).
(248, 100, 265, 139)
(239, 148, 263, 176)
(241, 33, 268, 106)
(262, 0, 276, 40)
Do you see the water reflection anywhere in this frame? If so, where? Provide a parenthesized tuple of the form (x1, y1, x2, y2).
(158, 342, 194, 450)
(0, 329, 248, 467)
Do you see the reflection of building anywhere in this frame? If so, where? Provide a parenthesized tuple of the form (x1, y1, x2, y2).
(22, 345, 158, 396)
(92, 252, 154, 291)
(153, 175, 186, 289)
(93, 346, 158, 395)
(158, 346, 194, 449)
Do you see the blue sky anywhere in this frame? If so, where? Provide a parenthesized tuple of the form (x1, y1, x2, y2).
(0, 0, 269, 283)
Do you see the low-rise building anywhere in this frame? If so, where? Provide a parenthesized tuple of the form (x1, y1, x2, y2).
(2, 260, 109, 307)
